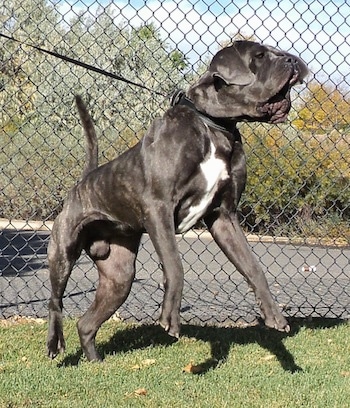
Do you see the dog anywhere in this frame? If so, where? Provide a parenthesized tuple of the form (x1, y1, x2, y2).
(46, 40, 308, 361)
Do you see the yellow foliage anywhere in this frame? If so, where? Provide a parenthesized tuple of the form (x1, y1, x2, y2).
(240, 123, 350, 232)
(296, 80, 350, 131)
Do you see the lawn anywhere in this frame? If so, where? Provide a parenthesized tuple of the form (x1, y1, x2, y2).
(0, 317, 349, 407)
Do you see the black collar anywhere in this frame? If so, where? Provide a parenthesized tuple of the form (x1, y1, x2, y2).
(170, 90, 238, 137)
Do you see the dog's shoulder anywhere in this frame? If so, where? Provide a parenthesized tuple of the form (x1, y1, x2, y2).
(165, 104, 203, 126)
(142, 105, 208, 149)
(162, 105, 208, 141)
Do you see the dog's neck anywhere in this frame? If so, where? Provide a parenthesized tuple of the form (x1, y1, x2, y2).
(170, 90, 240, 141)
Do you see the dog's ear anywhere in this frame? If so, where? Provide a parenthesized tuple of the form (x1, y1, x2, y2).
(193, 64, 253, 91)
(208, 46, 255, 86)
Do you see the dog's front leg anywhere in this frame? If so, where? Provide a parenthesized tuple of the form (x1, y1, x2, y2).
(144, 205, 184, 338)
(205, 210, 290, 332)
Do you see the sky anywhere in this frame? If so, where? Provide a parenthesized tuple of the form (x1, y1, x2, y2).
(56, 0, 350, 86)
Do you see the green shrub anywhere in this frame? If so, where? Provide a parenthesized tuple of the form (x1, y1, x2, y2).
(0, 121, 143, 220)
(1, 121, 349, 241)
(240, 124, 350, 239)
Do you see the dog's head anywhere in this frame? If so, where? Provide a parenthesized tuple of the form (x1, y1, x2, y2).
(187, 40, 308, 124)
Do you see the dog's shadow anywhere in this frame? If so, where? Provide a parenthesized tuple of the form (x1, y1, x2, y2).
(59, 317, 345, 373)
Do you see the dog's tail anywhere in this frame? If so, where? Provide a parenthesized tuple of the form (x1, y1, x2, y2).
(75, 95, 98, 177)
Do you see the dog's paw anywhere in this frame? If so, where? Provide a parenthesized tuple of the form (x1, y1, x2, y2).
(158, 312, 180, 339)
(47, 335, 65, 359)
(258, 299, 290, 333)
(264, 313, 290, 333)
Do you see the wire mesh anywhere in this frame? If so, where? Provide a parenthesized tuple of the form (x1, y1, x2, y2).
(0, 0, 349, 324)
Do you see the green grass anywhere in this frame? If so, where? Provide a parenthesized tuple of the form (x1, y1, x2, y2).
(0, 318, 349, 407)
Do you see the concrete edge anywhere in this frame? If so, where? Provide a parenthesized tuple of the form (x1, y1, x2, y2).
(0, 218, 348, 247)
(0, 217, 277, 243)
(0, 218, 53, 231)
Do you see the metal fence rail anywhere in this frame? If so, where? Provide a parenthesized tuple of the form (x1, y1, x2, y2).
(0, 0, 349, 324)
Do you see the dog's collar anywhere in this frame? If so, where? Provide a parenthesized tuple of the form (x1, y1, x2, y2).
(170, 90, 237, 136)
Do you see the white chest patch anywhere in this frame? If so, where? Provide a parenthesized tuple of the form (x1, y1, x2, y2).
(177, 142, 229, 233)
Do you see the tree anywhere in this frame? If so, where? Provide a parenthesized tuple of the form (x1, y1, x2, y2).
(0, 0, 62, 130)
(292, 81, 350, 132)
(0, 0, 189, 219)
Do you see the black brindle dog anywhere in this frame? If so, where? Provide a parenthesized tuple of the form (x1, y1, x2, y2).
(47, 40, 308, 361)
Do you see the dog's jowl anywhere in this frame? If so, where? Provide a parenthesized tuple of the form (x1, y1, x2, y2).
(47, 40, 308, 362)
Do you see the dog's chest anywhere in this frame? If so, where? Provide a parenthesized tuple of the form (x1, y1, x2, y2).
(176, 142, 229, 233)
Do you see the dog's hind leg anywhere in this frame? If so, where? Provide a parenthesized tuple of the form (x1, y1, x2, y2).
(77, 234, 141, 361)
(47, 219, 82, 359)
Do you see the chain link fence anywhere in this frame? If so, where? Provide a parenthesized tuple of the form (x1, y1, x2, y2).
(0, 0, 349, 324)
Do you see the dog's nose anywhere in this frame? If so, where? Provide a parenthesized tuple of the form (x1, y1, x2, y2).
(285, 55, 298, 66)
(284, 55, 305, 76)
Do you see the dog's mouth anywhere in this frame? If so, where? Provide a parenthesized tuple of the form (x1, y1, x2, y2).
(257, 69, 300, 124)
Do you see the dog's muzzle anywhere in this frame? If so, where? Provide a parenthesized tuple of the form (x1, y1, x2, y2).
(257, 61, 304, 124)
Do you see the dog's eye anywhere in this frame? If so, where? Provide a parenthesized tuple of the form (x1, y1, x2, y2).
(255, 52, 265, 60)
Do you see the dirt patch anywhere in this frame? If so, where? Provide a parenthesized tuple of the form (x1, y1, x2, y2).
(0, 315, 46, 327)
